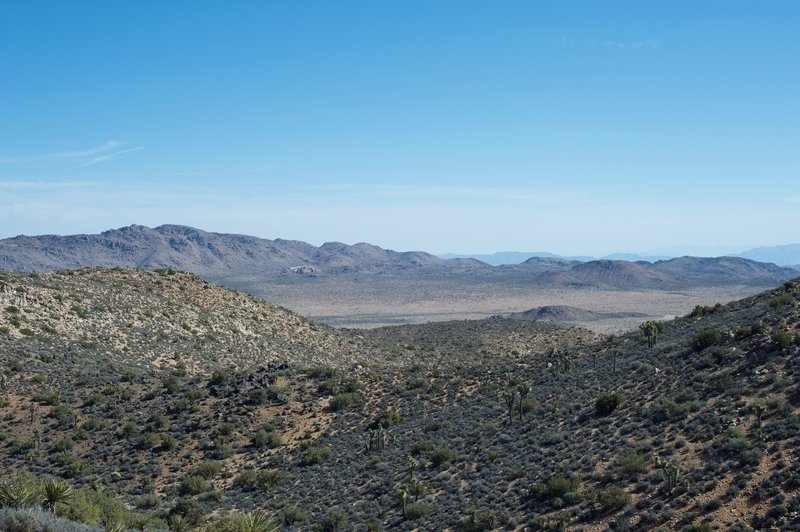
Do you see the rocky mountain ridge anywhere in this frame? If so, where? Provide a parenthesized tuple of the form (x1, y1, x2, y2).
(1, 225, 797, 291)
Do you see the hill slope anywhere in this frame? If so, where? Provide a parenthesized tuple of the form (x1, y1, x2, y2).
(0, 225, 483, 277)
(0, 268, 365, 373)
(1, 271, 799, 530)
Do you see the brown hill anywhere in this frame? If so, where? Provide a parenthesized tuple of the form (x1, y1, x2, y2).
(0, 268, 365, 374)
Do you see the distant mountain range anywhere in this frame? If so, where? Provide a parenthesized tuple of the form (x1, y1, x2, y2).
(0, 225, 797, 291)
(441, 244, 800, 267)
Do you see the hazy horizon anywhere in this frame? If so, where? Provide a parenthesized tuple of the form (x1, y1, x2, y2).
(1, 2, 798, 254)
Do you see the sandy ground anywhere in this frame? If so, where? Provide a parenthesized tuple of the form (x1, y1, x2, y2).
(235, 277, 771, 333)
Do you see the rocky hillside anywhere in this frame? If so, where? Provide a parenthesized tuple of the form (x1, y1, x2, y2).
(508, 305, 646, 325)
(1, 272, 799, 531)
(0, 225, 485, 277)
(1, 226, 796, 292)
(0, 268, 366, 374)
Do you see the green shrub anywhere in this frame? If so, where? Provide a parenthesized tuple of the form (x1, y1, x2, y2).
(595, 392, 624, 415)
(0, 475, 42, 508)
(374, 409, 403, 428)
(177, 475, 208, 496)
(545, 474, 581, 498)
(193, 461, 223, 479)
(405, 502, 430, 520)
(252, 429, 283, 449)
(257, 469, 286, 492)
(616, 449, 649, 477)
(688, 328, 720, 352)
(233, 470, 259, 492)
(328, 392, 362, 411)
(430, 445, 457, 467)
(319, 507, 348, 531)
(772, 329, 792, 350)
(277, 505, 308, 526)
(598, 487, 630, 511)
(303, 445, 333, 465)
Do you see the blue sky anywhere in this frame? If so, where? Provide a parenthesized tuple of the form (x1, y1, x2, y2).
(1, 1, 798, 255)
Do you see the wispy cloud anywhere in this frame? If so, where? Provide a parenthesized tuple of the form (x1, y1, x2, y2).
(0, 180, 99, 190)
(303, 183, 576, 207)
(602, 38, 661, 50)
(251, 163, 278, 174)
(787, 195, 800, 204)
(0, 140, 143, 167)
(77, 146, 144, 167)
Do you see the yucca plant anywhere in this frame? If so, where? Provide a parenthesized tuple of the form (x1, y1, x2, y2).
(0, 476, 42, 508)
(233, 511, 278, 532)
(42, 478, 74, 511)
(168, 514, 191, 532)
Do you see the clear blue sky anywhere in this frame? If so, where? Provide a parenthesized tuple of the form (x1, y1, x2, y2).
(1, 1, 798, 255)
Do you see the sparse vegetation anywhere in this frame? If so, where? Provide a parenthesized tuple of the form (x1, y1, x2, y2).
(0, 269, 798, 530)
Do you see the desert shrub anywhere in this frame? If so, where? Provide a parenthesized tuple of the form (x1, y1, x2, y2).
(690, 304, 721, 317)
(430, 445, 457, 467)
(32, 392, 59, 405)
(233, 470, 259, 492)
(651, 399, 687, 422)
(772, 329, 792, 350)
(374, 409, 403, 428)
(521, 397, 539, 414)
(463, 509, 497, 532)
(0, 507, 100, 532)
(617, 449, 649, 477)
(0, 475, 42, 508)
(277, 505, 308, 526)
(59, 487, 133, 529)
(328, 392, 362, 411)
(318, 507, 348, 531)
(307, 365, 336, 379)
(689, 328, 721, 352)
(169, 498, 206, 526)
(252, 429, 283, 449)
(545, 474, 581, 498)
(734, 326, 753, 340)
(405, 502, 430, 519)
(136, 432, 160, 450)
(595, 392, 624, 415)
(193, 461, 223, 479)
(177, 475, 208, 496)
(598, 487, 630, 511)
(769, 292, 795, 307)
(257, 470, 286, 492)
(134, 493, 160, 510)
(303, 445, 332, 465)
(248, 388, 270, 405)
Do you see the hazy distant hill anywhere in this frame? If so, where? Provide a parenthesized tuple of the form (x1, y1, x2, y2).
(651, 256, 797, 286)
(438, 251, 563, 265)
(0, 225, 486, 276)
(0, 226, 796, 293)
(508, 305, 646, 323)
(736, 243, 800, 267)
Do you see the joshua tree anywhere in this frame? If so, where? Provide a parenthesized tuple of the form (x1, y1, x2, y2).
(397, 483, 409, 519)
(502, 390, 516, 426)
(654, 456, 680, 498)
(517, 383, 531, 421)
(407, 455, 418, 481)
(639, 321, 661, 348)
(751, 402, 767, 429)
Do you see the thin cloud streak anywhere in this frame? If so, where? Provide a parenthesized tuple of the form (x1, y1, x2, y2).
(78, 146, 144, 167)
(0, 180, 99, 190)
(0, 141, 143, 167)
(602, 38, 661, 50)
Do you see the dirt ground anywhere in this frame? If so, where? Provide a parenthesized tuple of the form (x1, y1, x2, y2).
(235, 276, 771, 333)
